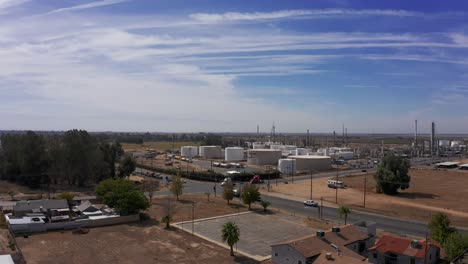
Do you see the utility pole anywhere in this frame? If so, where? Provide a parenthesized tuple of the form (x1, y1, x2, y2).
(335, 161, 339, 204)
(310, 171, 313, 199)
(363, 177, 367, 208)
(192, 201, 195, 235)
(424, 232, 428, 264)
(320, 197, 323, 219)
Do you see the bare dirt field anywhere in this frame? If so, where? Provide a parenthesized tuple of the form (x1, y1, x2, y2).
(16, 194, 261, 264)
(147, 194, 252, 223)
(16, 223, 256, 264)
(266, 168, 468, 227)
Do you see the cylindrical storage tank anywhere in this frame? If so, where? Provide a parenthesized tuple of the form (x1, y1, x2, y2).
(199, 146, 222, 159)
(225, 147, 245, 161)
(181, 146, 198, 158)
(295, 148, 309, 156)
(270, 144, 282, 150)
(289, 155, 332, 171)
(451, 141, 463, 148)
(247, 149, 282, 165)
(278, 159, 296, 175)
(253, 142, 265, 149)
(439, 140, 450, 147)
(282, 145, 297, 151)
(336, 151, 354, 160)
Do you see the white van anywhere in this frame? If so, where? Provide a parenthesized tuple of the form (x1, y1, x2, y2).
(327, 179, 344, 189)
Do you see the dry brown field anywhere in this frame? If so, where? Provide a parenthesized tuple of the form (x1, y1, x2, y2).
(265, 168, 468, 227)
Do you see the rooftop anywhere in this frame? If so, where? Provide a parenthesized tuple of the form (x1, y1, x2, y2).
(289, 155, 332, 159)
(14, 199, 69, 212)
(368, 234, 440, 259)
(273, 225, 370, 261)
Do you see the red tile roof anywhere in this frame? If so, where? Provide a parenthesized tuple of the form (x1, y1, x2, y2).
(368, 235, 440, 259)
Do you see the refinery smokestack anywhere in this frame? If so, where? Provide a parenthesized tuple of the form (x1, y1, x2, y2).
(333, 131, 336, 146)
(307, 129, 310, 147)
(431, 122, 436, 156)
(414, 120, 418, 156)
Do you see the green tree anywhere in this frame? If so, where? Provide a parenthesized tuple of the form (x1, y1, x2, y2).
(223, 182, 234, 205)
(100, 142, 124, 178)
(56, 192, 75, 206)
(338, 205, 351, 224)
(241, 183, 260, 210)
(374, 154, 410, 194)
(170, 175, 184, 201)
(443, 232, 468, 261)
(161, 215, 172, 229)
(221, 221, 240, 256)
(260, 200, 271, 212)
(20, 131, 48, 188)
(96, 178, 149, 215)
(428, 213, 456, 244)
(7, 191, 15, 201)
(62, 130, 100, 186)
(118, 155, 136, 178)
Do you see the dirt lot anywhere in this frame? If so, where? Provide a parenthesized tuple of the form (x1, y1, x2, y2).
(147, 194, 252, 223)
(16, 223, 256, 264)
(16, 194, 260, 264)
(266, 168, 468, 227)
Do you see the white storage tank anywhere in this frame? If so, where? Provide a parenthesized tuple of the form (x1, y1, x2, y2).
(270, 144, 282, 150)
(282, 145, 297, 152)
(225, 147, 245, 161)
(278, 159, 296, 175)
(451, 141, 463, 148)
(295, 148, 309, 155)
(181, 146, 198, 158)
(439, 140, 451, 147)
(199, 146, 222, 159)
(331, 151, 354, 160)
(253, 142, 266, 149)
(248, 149, 282, 165)
(289, 155, 332, 171)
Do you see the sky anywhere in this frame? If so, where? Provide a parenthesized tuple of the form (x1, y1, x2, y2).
(0, 0, 468, 134)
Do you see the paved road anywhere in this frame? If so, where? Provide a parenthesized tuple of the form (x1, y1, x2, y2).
(154, 170, 468, 238)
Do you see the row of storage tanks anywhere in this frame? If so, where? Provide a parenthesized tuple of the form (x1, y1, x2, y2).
(180, 146, 245, 161)
(181, 145, 334, 174)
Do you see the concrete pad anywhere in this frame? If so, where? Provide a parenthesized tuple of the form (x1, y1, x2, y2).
(174, 212, 317, 261)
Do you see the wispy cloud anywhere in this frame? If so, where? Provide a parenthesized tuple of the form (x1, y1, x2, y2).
(190, 9, 423, 22)
(39, 0, 127, 16)
(0, 0, 29, 14)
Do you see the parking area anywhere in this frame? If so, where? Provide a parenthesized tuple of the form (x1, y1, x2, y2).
(174, 211, 317, 261)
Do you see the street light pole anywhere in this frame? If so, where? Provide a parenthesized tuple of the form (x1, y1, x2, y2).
(335, 159, 339, 204)
(363, 177, 367, 208)
(309, 170, 313, 200)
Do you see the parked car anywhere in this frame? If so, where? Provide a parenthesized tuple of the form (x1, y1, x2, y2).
(303, 200, 318, 207)
(250, 175, 263, 184)
(221, 177, 232, 186)
(233, 189, 240, 197)
(213, 162, 221, 167)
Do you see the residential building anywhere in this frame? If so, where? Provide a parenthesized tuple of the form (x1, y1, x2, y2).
(368, 234, 441, 264)
(271, 222, 376, 264)
(13, 199, 69, 218)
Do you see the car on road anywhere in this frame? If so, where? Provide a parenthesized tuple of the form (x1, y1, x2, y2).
(233, 189, 240, 197)
(221, 177, 233, 186)
(213, 162, 221, 167)
(303, 200, 318, 207)
(250, 175, 263, 184)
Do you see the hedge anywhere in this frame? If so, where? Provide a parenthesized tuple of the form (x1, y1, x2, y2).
(136, 163, 281, 182)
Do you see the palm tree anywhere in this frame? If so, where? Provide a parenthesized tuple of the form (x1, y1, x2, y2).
(338, 205, 351, 224)
(221, 221, 240, 256)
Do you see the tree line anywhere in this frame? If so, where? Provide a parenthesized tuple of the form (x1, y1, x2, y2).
(0, 130, 135, 188)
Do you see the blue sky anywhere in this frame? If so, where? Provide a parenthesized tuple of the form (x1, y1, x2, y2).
(0, 0, 467, 133)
